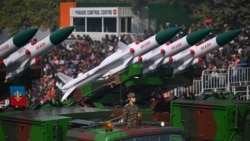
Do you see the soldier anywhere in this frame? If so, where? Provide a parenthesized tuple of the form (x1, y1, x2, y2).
(123, 92, 138, 128)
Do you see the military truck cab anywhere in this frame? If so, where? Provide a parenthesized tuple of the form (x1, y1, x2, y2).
(66, 119, 186, 141)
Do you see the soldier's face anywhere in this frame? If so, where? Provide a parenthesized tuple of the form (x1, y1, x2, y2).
(130, 97, 136, 102)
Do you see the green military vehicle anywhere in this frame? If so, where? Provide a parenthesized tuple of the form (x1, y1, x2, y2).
(0, 106, 111, 141)
(171, 100, 250, 141)
(2, 99, 250, 141)
(66, 119, 186, 141)
(65, 99, 250, 141)
(0, 106, 186, 141)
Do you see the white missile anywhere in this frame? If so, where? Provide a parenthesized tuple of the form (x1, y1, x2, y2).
(0, 28, 38, 59)
(101, 27, 182, 78)
(163, 29, 242, 75)
(135, 28, 212, 74)
(1, 26, 74, 79)
(58, 27, 182, 101)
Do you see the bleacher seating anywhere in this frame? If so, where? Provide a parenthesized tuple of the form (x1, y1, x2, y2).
(167, 64, 250, 100)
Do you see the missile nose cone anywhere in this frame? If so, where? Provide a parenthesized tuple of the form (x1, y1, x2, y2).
(216, 29, 242, 46)
(50, 26, 75, 45)
(13, 28, 38, 48)
(155, 27, 182, 45)
(186, 28, 213, 45)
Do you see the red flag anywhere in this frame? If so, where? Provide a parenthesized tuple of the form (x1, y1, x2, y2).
(9, 86, 27, 107)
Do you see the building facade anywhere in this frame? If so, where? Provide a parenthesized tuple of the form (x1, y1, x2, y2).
(60, 2, 151, 40)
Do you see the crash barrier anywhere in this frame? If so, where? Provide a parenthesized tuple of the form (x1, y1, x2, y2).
(169, 64, 250, 100)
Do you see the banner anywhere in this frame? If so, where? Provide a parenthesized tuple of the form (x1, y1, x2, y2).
(9, 86, 27, 107)
(70, 7, 118, 17)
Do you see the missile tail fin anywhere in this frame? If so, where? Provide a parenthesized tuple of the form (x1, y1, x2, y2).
(174, 57, 193, 74)
(148, 57, 164, 71)
(102, 56, 133, 78)
(117, 41, 129, 51)
(5, 56, 31, 79)
(57, 72, 74, 84)
(61, 87, 76, 102)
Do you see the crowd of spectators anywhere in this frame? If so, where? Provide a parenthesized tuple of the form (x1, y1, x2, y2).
(27, 22, 250, 104)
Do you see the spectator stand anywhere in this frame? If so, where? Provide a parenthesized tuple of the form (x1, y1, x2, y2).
(167, 64, 250, 101)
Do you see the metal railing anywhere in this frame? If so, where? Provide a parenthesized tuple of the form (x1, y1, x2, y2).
(227, 64, 250, 85)
(166, 64, 250, 100)
(201, 69, 228, 92)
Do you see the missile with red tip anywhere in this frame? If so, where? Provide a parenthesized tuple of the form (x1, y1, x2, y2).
(1, 26, 74, 79)
(0, 28, 38, 59)
(57, 27, 182, 101)
(163, 29, 242, 75)
(135, 28, 212, 74)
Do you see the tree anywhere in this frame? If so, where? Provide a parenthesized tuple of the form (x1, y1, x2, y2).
(0, 0, 60, 37)
(168, 0, 250, 30)
(131, 0, 148, 15)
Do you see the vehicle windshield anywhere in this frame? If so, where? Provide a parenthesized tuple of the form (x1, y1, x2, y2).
(116, 134, 185, 141)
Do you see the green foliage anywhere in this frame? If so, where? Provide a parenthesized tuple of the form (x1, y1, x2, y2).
(128, 0, 249, 30)
(148, 3, 194, 29)
(131, 0, 148, 14)
(1, 0, 248, 37)
(0, 0, 60, 37)
(173, 0, 250, 28)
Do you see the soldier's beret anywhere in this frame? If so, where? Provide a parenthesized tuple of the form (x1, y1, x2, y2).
(127, 92, 135, 98)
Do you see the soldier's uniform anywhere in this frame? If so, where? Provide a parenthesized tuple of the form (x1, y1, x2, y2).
(123, 92, 138, 128)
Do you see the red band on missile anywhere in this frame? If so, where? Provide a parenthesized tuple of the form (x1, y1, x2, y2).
(160, 49, 165, 54)
(190, 49, 195, 55)
(35, 57, 40, 64)
(169, 56, 173, 63)
(0, 59, 5, 66)
(135, 39, 140, 45)
(138, 56, 142, 62)
(25, 50, 31, 55)
(130, 48, 135, 53)
(195, 40, 203, 46)
(31, 38, 37, 45)
(198, 57, 203, 62)
(165, 41, 171, 45)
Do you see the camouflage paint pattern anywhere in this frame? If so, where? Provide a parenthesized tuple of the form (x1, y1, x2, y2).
(76, 62, 197, 108)
(0, 115, 71, 141)
(0, 106, 112, 141)
(66, 125, 185, 141)
(171, 100, 250, 141)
